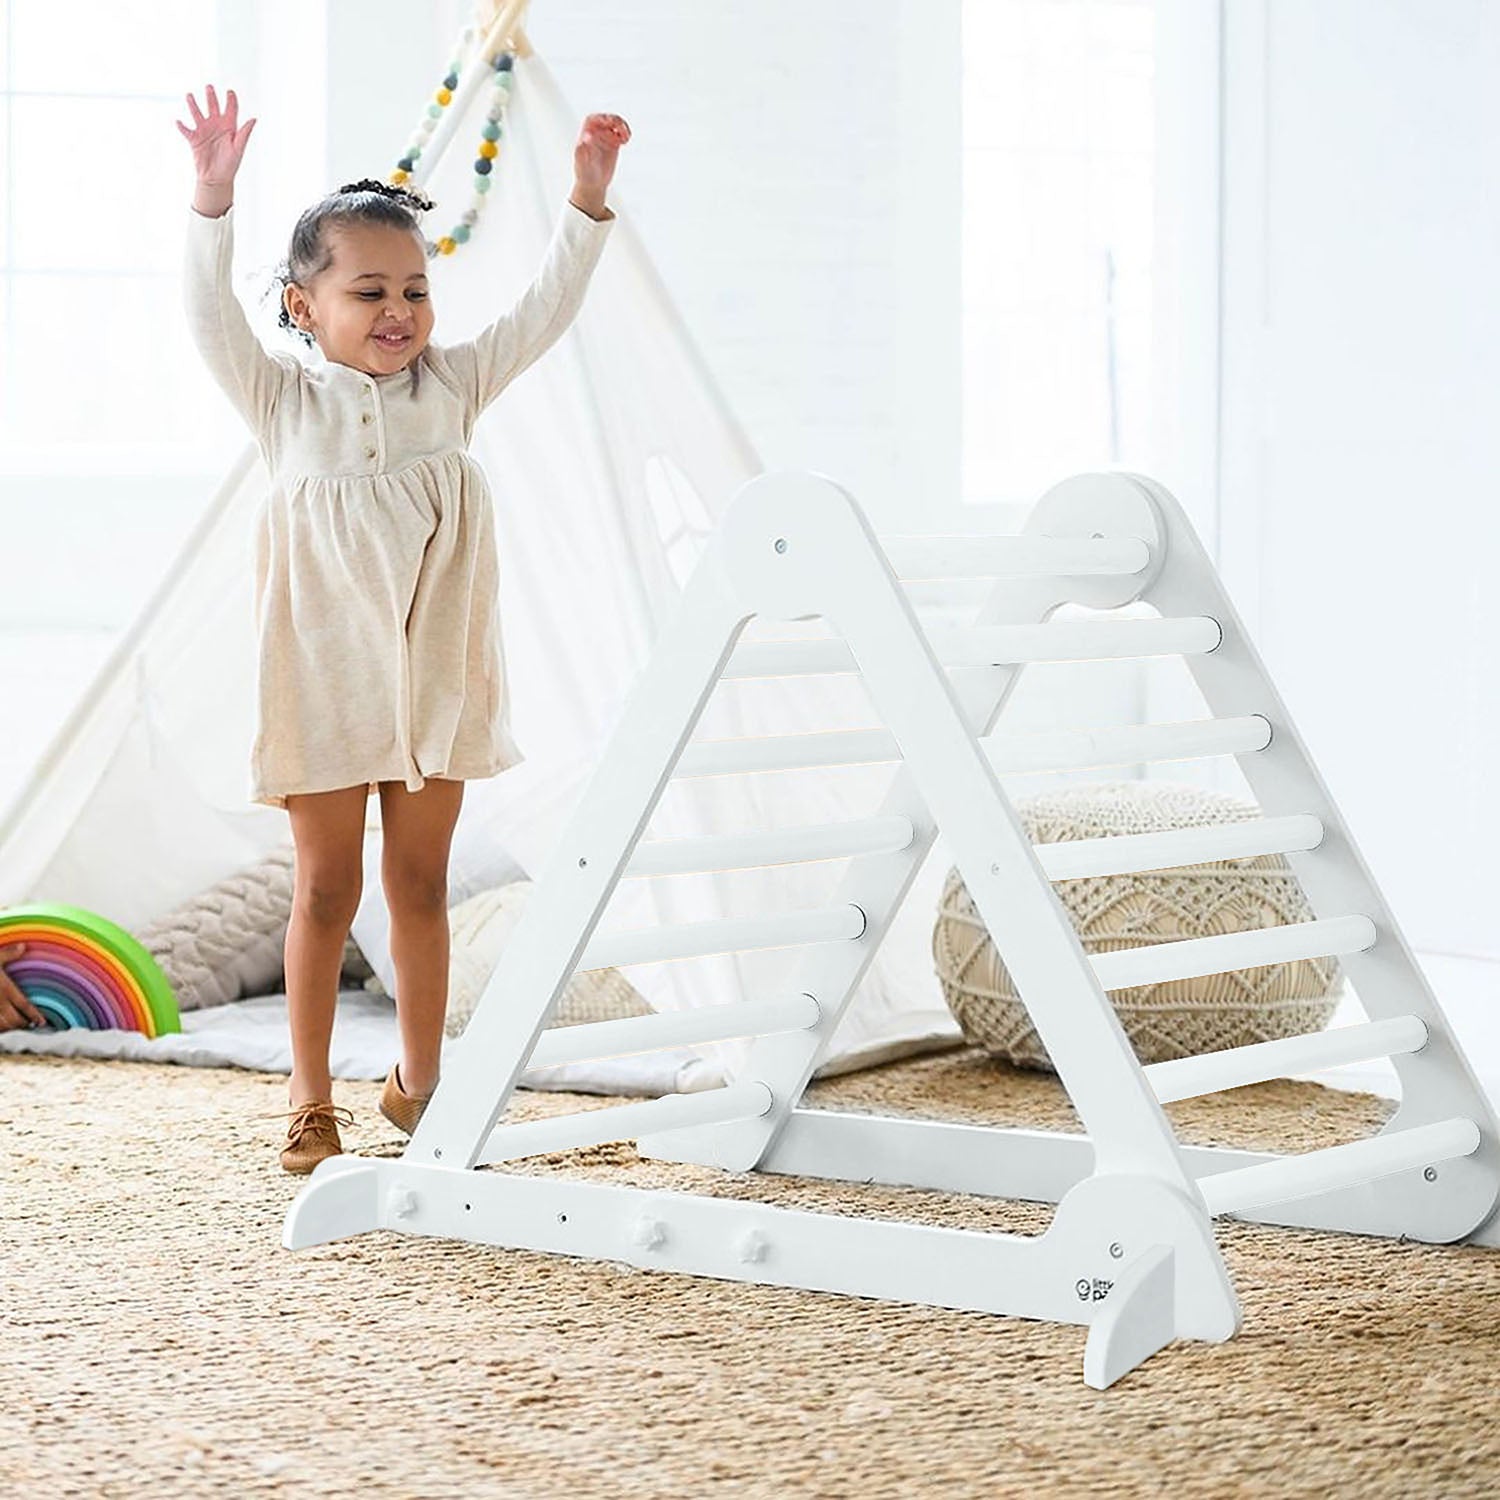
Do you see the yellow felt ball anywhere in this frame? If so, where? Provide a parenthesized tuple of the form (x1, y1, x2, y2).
(437, 237, 457, 254)
(390, 168, 409, 184)
(436, 87, 453, 106)
(477, 139, 499, 159)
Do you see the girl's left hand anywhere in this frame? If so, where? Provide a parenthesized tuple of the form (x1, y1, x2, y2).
(574, 113, 631, 193)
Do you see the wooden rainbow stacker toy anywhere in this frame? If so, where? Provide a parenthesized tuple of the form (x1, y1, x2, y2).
(285, 469, 1499, 1389)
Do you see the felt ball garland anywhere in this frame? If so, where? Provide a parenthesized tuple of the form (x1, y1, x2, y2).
(388, 23, 518, 259)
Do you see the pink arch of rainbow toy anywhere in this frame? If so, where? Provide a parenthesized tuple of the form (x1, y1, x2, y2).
(0, 904, 180, 1038)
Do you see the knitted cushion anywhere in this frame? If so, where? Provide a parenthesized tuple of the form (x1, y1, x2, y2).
(932, 781, 1342, 1070)
(444, 879, 649, 1039)
(137, 843, 372, 1012)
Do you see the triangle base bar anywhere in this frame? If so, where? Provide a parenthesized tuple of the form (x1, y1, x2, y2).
(285, 1156, 1236, 1392)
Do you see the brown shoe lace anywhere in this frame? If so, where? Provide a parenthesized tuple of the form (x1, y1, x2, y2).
(262, 1101, 355, 1146)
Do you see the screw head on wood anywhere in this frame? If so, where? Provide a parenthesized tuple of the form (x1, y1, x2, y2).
(633, 1217, 667, 1250)
(738, 1230, 770, 1264)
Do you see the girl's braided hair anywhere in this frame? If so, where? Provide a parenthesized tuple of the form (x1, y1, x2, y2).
(273, 178, 437, 394)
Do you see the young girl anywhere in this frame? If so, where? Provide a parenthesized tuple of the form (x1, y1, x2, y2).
(176, 83, 629, 1174)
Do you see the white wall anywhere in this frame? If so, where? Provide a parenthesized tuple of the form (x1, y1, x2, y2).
(1216, 1, 1499, 959)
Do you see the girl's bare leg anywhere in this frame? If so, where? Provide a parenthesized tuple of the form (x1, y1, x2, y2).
(284, 784, 369, 1106)
(377, 776, 465, 1096)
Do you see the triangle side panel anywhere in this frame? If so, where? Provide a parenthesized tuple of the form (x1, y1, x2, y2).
(1117, 472, 1500, 1240)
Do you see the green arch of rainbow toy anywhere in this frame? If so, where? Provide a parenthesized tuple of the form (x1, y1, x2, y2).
(0, 904, 180, 1037)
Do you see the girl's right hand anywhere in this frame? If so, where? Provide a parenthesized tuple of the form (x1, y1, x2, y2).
(176, 85, 256, 185)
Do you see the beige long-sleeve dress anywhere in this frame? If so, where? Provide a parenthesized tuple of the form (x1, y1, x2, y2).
(182, 199, 614, 810)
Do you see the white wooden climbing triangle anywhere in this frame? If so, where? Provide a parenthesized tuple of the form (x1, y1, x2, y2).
(284, 468, 1500, 1389)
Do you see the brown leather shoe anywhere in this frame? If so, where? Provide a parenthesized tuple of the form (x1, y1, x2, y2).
(378, 1063, 433, 1137)
(278, 1101, 355, 1175)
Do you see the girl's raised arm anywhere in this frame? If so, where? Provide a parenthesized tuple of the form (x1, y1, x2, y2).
(177, 86, 296, 436)
(442, 195, 615, 416)
(443, 111, 628, 416)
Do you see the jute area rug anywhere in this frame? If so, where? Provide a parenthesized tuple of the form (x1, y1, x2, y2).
(2, 1049, 1495, 1499)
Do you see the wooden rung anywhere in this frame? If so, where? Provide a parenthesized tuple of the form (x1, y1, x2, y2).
(1036, 814, 1324, 881)
(1144, 1016, 1429, 1104)
(1198, 1117, 1482, 1216)
(626, 816, 915, 875)
(674, 729, 900, 778)
(930, 617, 1224, 668)
(1090, 915, 1377, 991)
(527, 994, 822, 1071)
(579, 903, 868, 970)
(720, 617, 1222, 679)
(720, 639, 854, 679)
(985, 716, 1273, 775)
(674, 716, 1272, 782)
(877, 534, 1151, 581)
(480, 1081, 775, 1164)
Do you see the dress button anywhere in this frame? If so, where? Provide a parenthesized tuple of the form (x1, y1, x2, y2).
(360, 412, 372, 424)
(365, 445, 377, 460)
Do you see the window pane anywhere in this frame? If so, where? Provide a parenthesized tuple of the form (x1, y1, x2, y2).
(10, 0, 216, 96)
(0, 100, 10, 265)
(4, 272, 246, 448)
(963, 0, 1155, 504)
(11, 96, 192, 271)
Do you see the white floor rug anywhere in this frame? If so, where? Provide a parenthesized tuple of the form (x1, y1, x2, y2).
(0, 990, 721, 1097)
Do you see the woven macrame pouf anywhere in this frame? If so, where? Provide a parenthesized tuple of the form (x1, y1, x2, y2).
(932, 781, 1342, 1070)
(444, 879, 649, 1039)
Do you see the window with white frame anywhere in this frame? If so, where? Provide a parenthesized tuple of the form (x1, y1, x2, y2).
(0, 1, 257, 466)
(962, 0, 1155, 506)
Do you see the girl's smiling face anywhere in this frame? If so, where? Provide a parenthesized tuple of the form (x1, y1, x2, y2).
(283, 220, 435, 375)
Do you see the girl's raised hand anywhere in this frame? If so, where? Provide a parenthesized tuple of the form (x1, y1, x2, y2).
(176, 85, 256, 185)
(574, 112, 631, 195)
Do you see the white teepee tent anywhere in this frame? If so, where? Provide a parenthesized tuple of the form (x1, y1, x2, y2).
(0, 8, 959, 1081)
